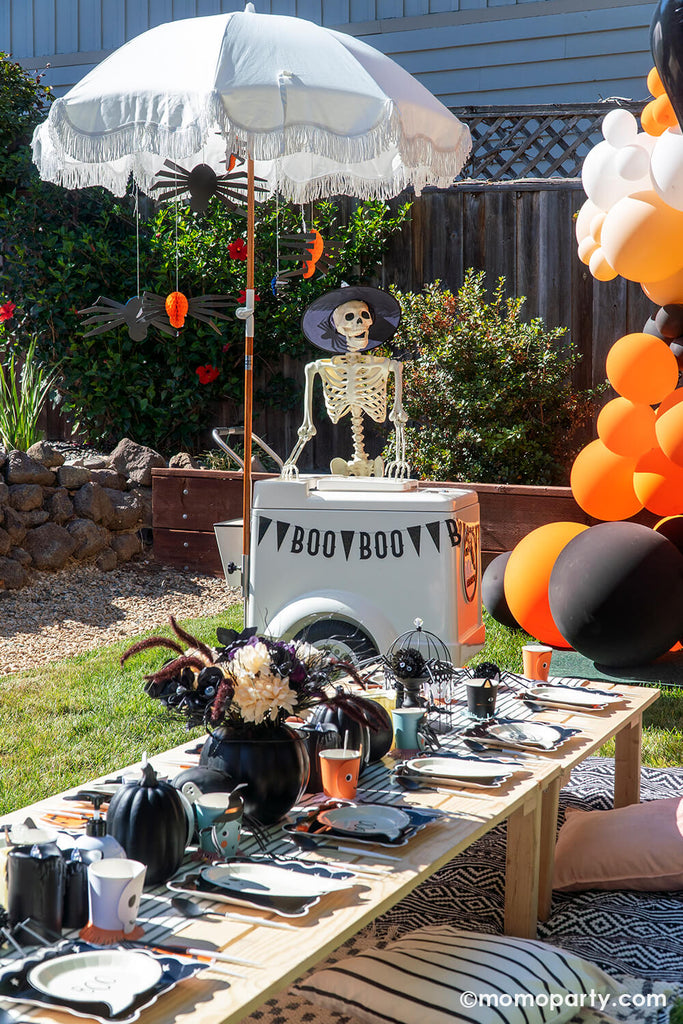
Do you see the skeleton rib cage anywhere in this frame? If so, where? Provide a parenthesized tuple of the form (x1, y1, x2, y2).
(321, 356, 389, 425)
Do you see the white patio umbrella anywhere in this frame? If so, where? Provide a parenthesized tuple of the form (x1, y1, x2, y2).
(32, 5, 471, 604)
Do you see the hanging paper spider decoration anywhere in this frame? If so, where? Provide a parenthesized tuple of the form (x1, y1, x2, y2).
(77, 295, 176, 341)
(274, 229, 340, 293)
(150, 155, 268, 214)
(141, 291, 240, 335)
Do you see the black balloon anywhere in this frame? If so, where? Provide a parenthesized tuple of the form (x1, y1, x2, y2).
(655, 304, 683, 339)
(481, 551, 520, 630)
(643, 315, 664, 339)
(669, 338, 683, 369)
(654, 514, 683, 555)
(548, 522, 683, 667)
(651, 0, 683, 129)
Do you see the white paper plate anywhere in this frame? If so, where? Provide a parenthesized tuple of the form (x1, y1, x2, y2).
(524, 685, 624, 709)
(201, 861, 356, 899)
(28, 951, 163, 1016)
(316, 804, 411, 840)
(405, 758, 512, 782)
(487, 721, 563, 749)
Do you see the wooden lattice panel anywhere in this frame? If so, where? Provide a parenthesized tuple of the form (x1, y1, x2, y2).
(451, 102, 644, 181)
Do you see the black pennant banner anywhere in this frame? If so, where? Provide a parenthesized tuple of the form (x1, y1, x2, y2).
(254, 517, 469, 562)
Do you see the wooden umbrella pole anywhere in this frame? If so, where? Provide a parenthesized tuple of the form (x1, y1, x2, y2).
(241, 155, 255, 610)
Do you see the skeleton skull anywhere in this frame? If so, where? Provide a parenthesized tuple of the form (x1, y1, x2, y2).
(332, 300, 374, 351)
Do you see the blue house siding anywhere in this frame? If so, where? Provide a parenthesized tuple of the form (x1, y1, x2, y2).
(3, 0, 654, 105)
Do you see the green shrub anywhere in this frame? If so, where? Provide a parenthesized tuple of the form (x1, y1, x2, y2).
(388, 273, 601, 485)
(0, 54, 410, 454)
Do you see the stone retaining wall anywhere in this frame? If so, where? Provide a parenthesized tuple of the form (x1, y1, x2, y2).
(0, 437, 167, 590)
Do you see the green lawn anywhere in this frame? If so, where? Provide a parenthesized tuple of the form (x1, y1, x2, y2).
(0, 606, 678, 817)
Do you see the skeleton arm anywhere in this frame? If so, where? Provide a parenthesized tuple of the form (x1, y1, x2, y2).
(384, 358, 411, 478)
(281, 359, 322, 479)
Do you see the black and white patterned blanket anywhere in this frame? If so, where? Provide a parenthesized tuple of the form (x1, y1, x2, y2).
(245, 757, 683, 1024)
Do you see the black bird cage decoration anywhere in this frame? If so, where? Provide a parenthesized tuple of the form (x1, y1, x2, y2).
(383, 618, 459, 731)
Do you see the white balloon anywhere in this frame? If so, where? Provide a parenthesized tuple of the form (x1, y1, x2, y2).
(651, 128, 683, 211)
(602, 109, 638, 148)
(616, 144, 651, 180)
(582, 139, 652, 212)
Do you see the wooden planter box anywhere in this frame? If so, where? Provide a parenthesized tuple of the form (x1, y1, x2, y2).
(152, 470, 658, 575)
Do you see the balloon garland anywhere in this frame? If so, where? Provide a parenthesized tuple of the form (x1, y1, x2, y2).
(485, 1, 683, 665)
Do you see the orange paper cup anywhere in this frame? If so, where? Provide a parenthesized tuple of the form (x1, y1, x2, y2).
(522, 644, 553, 681)
(319, 748, 361, 800)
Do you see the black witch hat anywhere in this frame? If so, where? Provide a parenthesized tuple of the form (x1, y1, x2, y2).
(302, 285, 401, 354)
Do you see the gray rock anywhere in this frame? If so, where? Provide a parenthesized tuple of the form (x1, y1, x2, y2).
(3, 507, 26, 544)
(26, 441, 65, 469)
(5, 451, 55, 486)
(111, 532, 142, 563)
(110, 437, 166, 486)
(0, 556, 27, 589)
(95, 547, 117, 571)
(58, 464, 92, 489)
(0, 447, 8, 470)
(48, 487, 74, 524)
(10, 546, 32, 566)
(80, 456, 111, 470)
(128, 486, 153, 529)
(102, 488, 143, 530)
(24, 522, 77, 569)
(24, 509, 50, 527)
(169, 452, 200, 469)
(72, 482, 114, 524)
(90, 468, 127, 490)
(67, 518, 110, 560)
(8, 484, 44, 512)
(0, 528, 11, 557)
(0, 482, 9, 505)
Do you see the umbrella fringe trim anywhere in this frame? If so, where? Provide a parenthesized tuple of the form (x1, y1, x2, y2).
(35, 97, 471, 201)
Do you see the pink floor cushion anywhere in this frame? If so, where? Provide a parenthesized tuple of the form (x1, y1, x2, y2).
(554, 797, 683, 891)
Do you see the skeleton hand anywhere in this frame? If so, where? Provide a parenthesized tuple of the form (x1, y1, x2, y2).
(280, 462, 300, 481)
(384, 460, 411, 479)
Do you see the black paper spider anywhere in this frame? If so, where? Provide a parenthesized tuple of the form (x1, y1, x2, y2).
(140, 291, 239, 334)
(150, 157, 268, 214)
(77, 295, 175, 341)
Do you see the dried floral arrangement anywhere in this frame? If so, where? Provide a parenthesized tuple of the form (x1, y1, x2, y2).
(121, 617, 385, 734)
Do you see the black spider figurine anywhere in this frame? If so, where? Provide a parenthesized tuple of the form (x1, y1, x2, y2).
(150, 156, 267, 214)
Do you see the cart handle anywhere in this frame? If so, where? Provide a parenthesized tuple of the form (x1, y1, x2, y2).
(212, 427, 284, 471)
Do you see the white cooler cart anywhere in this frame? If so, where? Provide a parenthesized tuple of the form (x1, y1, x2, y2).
(215, 476, 484, 665)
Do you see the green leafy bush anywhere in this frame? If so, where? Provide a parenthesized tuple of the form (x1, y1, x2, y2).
(0, 54, 410, 454)
(388, 273, 601, 485)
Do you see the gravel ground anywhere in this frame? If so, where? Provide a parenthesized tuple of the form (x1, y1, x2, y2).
(0, 560, 241, 676)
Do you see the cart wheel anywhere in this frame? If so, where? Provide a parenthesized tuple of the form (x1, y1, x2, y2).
(294, 619, 378, 665)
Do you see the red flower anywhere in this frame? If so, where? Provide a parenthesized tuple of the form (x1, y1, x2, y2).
(0, 301, 16, 322)
(196, 364, 220, 385)
(239, 290, 260, 305)
(222, 342, 231, 352)
(228, 239, 248, 261)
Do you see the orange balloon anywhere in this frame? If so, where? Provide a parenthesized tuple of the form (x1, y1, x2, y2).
(570, 439, 642, 520)
(504, 522, 588, 648)
(655, 389, 683, 465)
(597, 397, 657, 457)
(606, 332, 679, 404)
(588, 248, 618, 282)
(589, 212, 606, 243)
(641, 101, 667, 136)
(600, 190, 683, 283)
(575, 198, 603, 244)
(577, 236, 599, 265)
(647, 66, 665, 97)
(643, 264, 683, 305)
(653, 92, 679, 128)
(633, 445, 683, 514)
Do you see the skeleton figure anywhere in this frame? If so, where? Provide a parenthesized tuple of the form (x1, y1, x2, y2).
(282, 288, 410, 478)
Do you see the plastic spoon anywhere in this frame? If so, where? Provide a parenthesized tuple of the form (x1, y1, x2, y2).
(169, 896, 297, 930)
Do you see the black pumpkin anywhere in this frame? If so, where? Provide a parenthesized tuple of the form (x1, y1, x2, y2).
(307, 701, 374, 769)
(106, 762, 187, 885)
(364, 701, 394, 762)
